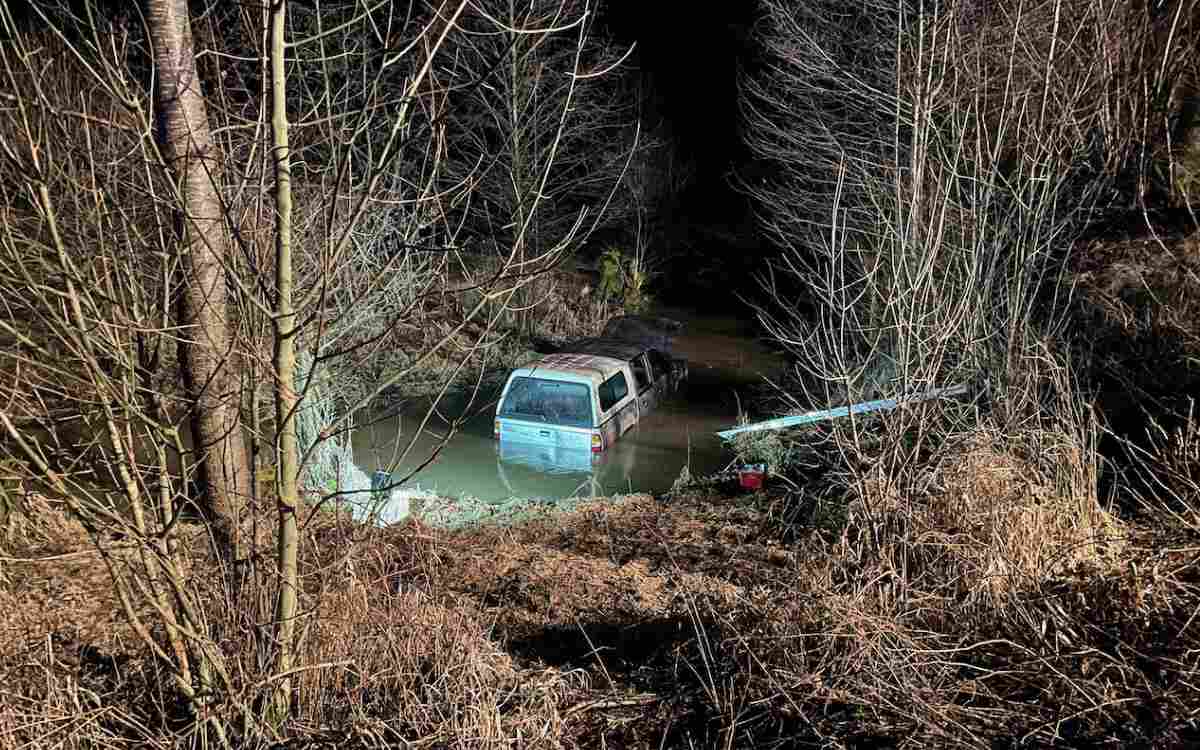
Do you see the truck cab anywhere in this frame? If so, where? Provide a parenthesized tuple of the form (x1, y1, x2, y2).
(494, 338, 686, 459)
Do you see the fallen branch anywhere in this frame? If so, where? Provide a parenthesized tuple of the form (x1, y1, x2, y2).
(564, 693, 660, 717)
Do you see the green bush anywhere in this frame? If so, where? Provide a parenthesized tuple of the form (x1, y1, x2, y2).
(730, 425, 803, 473)
(598, 246, 653, 312)
(598, 247, 625, 301)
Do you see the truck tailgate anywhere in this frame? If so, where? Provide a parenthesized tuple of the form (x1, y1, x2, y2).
(498, 419, 592, 451)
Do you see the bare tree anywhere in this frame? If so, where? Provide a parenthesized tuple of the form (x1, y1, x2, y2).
(0, 10, 243, 740)
(437, 0, 642, 283)
(147, 0, 252, 563)
(738, 0, 1200, 549)
(0, 0, 639, 738)
(266, 0, 300, 722)
(148, 0, 255, 561)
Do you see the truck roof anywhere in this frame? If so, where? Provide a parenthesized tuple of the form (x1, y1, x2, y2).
(512, 337, 654, 386)
(516, 352, 632, 387)
(517, 354, 623, 386)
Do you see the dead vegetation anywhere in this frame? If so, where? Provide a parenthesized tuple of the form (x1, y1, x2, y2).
(4, 0, 1200, 747)
(1071, 227, 1200, 425)
(3, 405, 1200, 748)
(425, 428, 1194, 747)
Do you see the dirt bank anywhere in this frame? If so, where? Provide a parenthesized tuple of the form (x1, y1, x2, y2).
(4, 444, 1197, 748)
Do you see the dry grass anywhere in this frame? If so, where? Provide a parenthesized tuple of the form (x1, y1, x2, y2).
(1070, 229, 1200, 425)
(407, 428, 1193, 747)
(867, 429, 1122, 607)
(2, 425, 1200, 748)
(0, 509, 577, 749)
(285, 521, 572, 747)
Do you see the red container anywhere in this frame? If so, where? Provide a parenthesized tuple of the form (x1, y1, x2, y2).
(737, 464, 766, 490)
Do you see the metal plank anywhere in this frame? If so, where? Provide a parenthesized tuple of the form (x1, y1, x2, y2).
(716, 382, 971, 440)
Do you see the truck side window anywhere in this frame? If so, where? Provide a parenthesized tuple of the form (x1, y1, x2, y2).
(598, 372, 629, 412)
(631, 354, 652, 393)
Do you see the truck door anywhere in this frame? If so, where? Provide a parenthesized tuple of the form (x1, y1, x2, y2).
(649, 349, 681, 392)
(631, 353, 658, 415)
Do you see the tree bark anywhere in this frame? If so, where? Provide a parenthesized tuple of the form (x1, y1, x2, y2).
(267, 0, 300, 723)
(147, 0, 250, 561)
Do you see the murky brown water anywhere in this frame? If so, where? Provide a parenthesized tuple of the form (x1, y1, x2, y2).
(351, 309, 783, 516)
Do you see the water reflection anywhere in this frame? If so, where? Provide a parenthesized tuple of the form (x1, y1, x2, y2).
(353, 392, 730, 508)
(350, 308, 783, 521)
(495, 441, 603, 498)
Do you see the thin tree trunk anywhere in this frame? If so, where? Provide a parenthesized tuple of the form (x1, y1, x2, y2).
(267, 0, 300, 723)
(147, 0, 250, 561)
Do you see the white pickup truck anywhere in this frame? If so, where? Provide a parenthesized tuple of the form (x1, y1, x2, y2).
(494, 322, 687, 463)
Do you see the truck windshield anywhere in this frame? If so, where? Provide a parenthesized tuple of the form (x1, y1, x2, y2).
(499, 377, 593, 428)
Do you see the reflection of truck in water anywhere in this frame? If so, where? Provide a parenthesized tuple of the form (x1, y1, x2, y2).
(493, 426, 651, 500)
(494, 318, 687, 463)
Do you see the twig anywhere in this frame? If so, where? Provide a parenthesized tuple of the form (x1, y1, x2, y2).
(0, 546, 136, 563)
(564, 694, 660, 717)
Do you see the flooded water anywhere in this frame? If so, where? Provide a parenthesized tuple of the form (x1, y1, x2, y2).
(351, 309, 783, 520)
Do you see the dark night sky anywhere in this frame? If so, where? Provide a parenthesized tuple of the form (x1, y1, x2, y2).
(607, 4, 750, 172)
(603, 1, 762, 264)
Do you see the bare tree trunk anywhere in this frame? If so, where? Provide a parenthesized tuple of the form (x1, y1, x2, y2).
(267, 0, 300, 723)
(148, 0, 250, 561)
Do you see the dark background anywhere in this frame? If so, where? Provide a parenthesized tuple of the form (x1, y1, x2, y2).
(603, 1, 765, 304)
(9, 0, 771, 305)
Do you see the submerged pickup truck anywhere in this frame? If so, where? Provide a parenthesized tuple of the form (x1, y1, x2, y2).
(494, 322, 687, 458)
